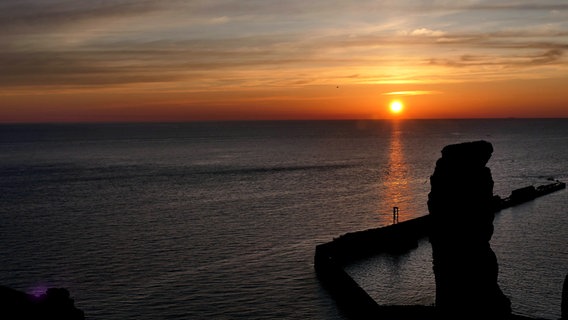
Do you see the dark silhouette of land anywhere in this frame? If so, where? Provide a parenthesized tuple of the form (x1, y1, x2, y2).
(315, 140, 567, 320)
(0, 286, 84, 320)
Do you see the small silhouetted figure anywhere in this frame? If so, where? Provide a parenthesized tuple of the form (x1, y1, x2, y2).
(392, 206, 399, 224)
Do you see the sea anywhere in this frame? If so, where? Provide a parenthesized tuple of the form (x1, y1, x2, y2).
(0, 119, 566, 320)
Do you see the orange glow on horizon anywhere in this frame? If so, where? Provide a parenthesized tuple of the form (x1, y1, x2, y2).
(1, 77, 568, 122)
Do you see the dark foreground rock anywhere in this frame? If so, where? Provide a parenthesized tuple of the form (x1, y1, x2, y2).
(0, 286, 84, 320)
(428, 140, 511, 319)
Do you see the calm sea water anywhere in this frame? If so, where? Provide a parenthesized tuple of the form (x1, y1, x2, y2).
(0, 119, 566, 319)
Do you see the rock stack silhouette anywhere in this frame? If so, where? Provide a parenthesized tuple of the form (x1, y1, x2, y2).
(428, 140, 511, 319)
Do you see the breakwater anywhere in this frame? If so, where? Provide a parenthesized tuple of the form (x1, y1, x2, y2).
(314, 181, 565, 320)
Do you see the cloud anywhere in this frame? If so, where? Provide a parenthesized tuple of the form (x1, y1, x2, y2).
(0, 49, 185, 87)
(383, 90, 442, 96)
(403, 28, 447, 37)
(467, 3, 568, 11)
(208, 16, 231, 25)
(528, 49, 564, 65)
(427, 49, 565, 69)
(0, 1, 164, 35)
(1, 0, 568, 91)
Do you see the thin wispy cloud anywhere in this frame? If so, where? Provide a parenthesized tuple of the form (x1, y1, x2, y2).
(383, 91, 442, 96)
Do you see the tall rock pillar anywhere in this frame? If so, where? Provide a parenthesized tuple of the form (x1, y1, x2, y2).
(428, 140, 511, 319)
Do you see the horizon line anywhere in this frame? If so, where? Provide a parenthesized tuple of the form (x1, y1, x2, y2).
(2, 117, 568, 125)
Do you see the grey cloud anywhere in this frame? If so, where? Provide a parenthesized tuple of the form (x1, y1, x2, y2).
(1, 29, 566, 88)
(0, 50, 183, 87)
(0, 0, 163, 35)
(427, 49, 565, 68)
(528, 49, 563, 65)
(0, 35, 320, 87)
(468, 3, 568, 11)
(1, 0, 567, 89)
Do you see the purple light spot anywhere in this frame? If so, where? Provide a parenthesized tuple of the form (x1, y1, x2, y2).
(28, 285, 48, 298)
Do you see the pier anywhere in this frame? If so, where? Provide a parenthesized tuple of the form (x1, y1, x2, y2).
(314, 180, 566, 320)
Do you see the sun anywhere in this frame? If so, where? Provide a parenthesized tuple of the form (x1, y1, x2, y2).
(389, 100, 404, 114)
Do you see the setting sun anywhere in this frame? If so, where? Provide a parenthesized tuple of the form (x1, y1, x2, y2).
(389, 100, 404, 114)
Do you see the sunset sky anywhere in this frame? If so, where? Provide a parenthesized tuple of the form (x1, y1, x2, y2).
(1, 0, 568, 122)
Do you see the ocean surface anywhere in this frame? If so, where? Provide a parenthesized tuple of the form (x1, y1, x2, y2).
(0, 119, 566, 319)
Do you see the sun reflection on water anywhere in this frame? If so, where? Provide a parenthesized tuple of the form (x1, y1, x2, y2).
(381, 121, 412, 223)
